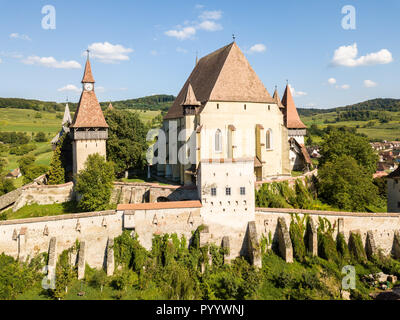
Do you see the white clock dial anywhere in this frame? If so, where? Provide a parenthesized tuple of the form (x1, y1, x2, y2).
(84, 83, 93, 91)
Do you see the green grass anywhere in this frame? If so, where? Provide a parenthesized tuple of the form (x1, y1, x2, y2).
(301, 111, 400, 142)
(0, 108, 160, 175)
(3, 202, 79, 220)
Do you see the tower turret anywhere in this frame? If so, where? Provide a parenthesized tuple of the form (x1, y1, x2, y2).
(70, 53, 108, 176)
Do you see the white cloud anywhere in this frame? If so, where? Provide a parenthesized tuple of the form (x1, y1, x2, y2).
(9, 33, 31, 41)
(248, 44, 267, 54)
(364, 80, 378, 88)
(328, 78, 336, 85)
(331, 43, 393, 67)
(165, 27, 196, 40)
(176, 47, 188, 54)
(96, 86, 105, 93)
(150, 50, 158, 56)
(87, 42, 133, 63)
(336, 84, 350, 90)
(195, 4, 204, 9)
(197, 20, 222, 31)
(57, 84, 81, 93)
(22, 56, 81, 69)
(289, 85, 307, 97)
(0, 58, 2, 64)
(199, 10, 222, 20)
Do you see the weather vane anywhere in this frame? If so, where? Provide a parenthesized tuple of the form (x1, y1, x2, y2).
(232, 34, 236, 41)
(86, 49, 90, 58)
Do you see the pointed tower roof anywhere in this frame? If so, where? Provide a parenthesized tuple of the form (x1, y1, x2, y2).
(282, 84, 307, 129)
(62, 103, 72, 125)
(71, 57, 108, 129)
(273, 87, 284, 109)
(107, 102, 114, 110)
(165, 42, 273, 119)
(82, 57, 95, 83)
(182, 83, 201, 106)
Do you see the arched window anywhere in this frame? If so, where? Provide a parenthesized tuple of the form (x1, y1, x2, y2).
(215, 129, 222, 153)
(266, 129, 273, 150)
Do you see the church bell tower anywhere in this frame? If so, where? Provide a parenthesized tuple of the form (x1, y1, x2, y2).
(70, 51, 109, 176)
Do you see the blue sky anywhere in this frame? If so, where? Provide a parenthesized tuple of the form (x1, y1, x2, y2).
(0, 0, 399, 108)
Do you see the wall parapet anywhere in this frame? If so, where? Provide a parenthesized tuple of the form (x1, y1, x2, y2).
(0, 210, 116, 226)
(256, 207, 400, 218)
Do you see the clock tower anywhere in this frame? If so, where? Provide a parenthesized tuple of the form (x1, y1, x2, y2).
(70, 53, 108, 176)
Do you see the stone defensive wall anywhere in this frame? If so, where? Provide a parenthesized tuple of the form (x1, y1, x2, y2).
(255, 169, 317, 190)
(1, 180, 199, 212)
(1, 204, 400, 275)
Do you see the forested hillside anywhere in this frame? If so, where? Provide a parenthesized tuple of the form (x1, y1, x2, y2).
(0, 94, 175, 113)
(298, 98, 400, 117)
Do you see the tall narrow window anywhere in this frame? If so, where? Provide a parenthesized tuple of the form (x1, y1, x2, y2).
(215, 129, 222, 153)
(266, 129, 272, 150)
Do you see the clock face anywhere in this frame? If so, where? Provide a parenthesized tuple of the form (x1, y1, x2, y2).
(84, 83, 93, 91)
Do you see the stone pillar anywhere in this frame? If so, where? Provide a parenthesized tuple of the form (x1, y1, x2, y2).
(277, 217, 293, 263)
(77, 241, 86, 280)
(337, 218, 344, 235)
(106, 238, 115, 276)
(48, 237, 57, 277)
(222, 236, 231, 265)
(366, 230, 377, 260)
(306, 217, 318, 257)
(199, 226, 211, 272)
(247, 221, 262, 268)
(18, 227, 27, 262)
(393, 231, 400, 260)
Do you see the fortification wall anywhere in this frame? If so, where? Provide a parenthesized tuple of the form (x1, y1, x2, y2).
(1, 206, 400, 272)
(255, 208, 400, 255)
(0, 210, 122, 268)
(13, 182, 74, 211)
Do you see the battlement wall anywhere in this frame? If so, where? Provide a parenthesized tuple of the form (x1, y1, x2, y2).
(0, 206, 399, 272)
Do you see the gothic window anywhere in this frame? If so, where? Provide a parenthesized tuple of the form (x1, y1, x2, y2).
(240, 187, 246, 195)
(215, 129, 222, 153)
(266, 129, 273, 150)
(226, 187, 231, 196)
(211, 188, 217, 196)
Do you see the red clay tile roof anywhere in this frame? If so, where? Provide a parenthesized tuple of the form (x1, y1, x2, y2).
(182, 83, 201, 106)
(82, 58, 95, 83)
(117, 200, 202, 211)
(282, 84, 307, 129)
(71, 57, 108, 128)
(165, 42, 274, 120)
(70, 91, 108, 128)
(273, 88, 285, 109)
(300, 144, 312, 165)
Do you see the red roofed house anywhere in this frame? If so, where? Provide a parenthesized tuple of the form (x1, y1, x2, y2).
(69, 53, 109, 176)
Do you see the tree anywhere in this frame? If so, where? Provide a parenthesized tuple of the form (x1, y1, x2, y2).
(17, 155, 36, 175)
(317, 155, 379, 212)
(47, 139, 65, 185)
(34, 131, 47, 142)
(104, 110, 148, 176)
(23, 165, 48, 184)
(0, 158, 7, 174)
(318, 128, 378, 175)
(75, 154, 115, 212)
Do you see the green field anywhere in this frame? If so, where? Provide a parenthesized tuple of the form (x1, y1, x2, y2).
(0, 107, 161, 174)
(301, 110, 400, 142)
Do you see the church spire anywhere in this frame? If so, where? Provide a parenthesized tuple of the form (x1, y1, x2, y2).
(272, 86, 284, 109)
(282, 83, 307, 129)
(82, 50, 95, 83)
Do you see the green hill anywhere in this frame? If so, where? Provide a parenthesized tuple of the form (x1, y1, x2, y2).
(299, 99, 400, 142)
(0, 94, 175, 113)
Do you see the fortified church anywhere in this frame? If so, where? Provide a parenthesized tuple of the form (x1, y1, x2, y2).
(54, 42, 311, 216)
